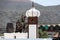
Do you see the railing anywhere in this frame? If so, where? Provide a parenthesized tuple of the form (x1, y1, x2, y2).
(0, 28, 6, 33)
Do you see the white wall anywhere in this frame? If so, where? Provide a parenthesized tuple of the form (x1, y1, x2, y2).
(4, 33, 14, 39)
(15, 33, 28, 39)
(4, 33, 28, 39)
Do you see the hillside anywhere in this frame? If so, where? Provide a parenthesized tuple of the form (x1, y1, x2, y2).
(0, 0, 60, 29)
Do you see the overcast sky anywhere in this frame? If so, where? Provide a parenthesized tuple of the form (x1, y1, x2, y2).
(32, 0, 60, 6)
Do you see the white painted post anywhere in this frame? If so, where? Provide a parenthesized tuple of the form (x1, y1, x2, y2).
(29, 25, 36, 38)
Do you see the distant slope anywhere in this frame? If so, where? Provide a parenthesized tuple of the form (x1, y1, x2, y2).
(0, 0, 44, 28)
(0, 0, 60, 29)
(40, 5, 60, 24)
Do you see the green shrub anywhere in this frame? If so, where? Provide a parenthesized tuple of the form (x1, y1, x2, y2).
(0, 34, 4, 36)
(39, 29, 49, 38)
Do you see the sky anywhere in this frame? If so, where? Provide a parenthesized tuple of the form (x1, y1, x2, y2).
(31, 0, 60, 6)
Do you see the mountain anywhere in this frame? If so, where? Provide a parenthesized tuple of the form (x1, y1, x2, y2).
(0, 0, 44, 28)
(8, 0, 29, 1)
(0, 0, 30, 2)
(0, 0, 60, 32)
(40, 5, 60, 24)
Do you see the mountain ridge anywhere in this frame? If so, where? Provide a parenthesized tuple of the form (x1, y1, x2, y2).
(0, 0, 60, 29)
